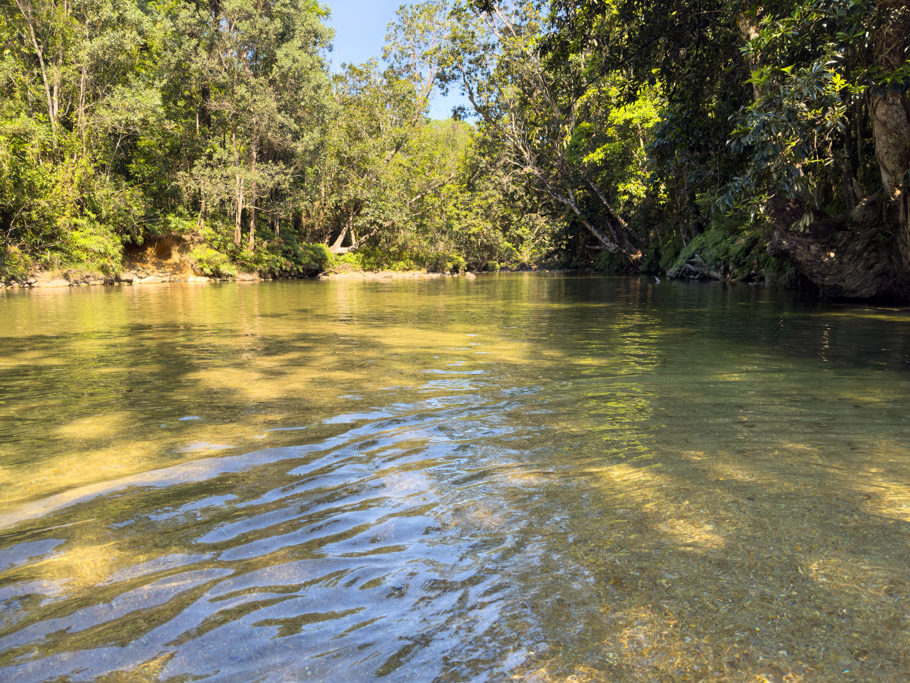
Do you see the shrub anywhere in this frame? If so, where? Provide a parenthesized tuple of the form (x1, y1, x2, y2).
(59, 218, 123, 275)
(594, 249, 625, 273)
(161, 212, 199, 238)
(233, 240, 332, 277)
(295, 243, 332, 275)
(669, 217, 769, 280)
(0, 245, 32, 281)
(426, 252, 466, 273)
(355, 246, 418, 271)
(189, 246, 237, 277)
(330, 251, 366, 271)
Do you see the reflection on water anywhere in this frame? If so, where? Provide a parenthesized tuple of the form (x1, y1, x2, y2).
(2, 275, 910, 679)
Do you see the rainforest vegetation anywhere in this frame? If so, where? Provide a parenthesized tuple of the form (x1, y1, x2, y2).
(1, 0, 908, 298)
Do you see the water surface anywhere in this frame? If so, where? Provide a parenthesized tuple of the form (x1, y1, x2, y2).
(2, 275, 910, 680)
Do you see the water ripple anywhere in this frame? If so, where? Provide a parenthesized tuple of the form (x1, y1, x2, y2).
(0, 388, 552, 680)
(6, 278, 910, 680)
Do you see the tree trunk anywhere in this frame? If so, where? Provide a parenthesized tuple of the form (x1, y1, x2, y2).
(248, 145, 257, 249)
(870, 90, 910, 266)
(16, 0, 56, 134)
(870, 1, 910, 269)
(197, 196, 206, 236)
(234, 176, 244, 245)
(330, 220, 350, 253)
(78, 62, 88, 155)
(248, 199, 256, 249)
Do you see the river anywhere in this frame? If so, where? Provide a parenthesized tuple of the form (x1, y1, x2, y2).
(1, 274, 910, 680)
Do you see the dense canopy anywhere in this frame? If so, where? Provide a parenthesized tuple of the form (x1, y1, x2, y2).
(1, 0, 908, 298)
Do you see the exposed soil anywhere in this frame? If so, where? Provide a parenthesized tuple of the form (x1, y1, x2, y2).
(2, 237, 249, 290)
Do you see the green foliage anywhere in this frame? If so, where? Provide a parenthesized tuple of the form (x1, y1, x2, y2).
(669, 219, 778, 281)
(657, 236, 685, 273)
(233, 240, 332, 277)
(441, 1, 644, 262)
(2, 0, 904, 292)
(0, 245, 32, 281)
(272, 242, 333, 276)
(353, 246, 419, 272)
(723, 55, 853, 220)
(537, 0, 910, 291)
(0, 0, 336, 278)
(762, 252, 801, 288)
(57, 219, 123, 274)
(594, 250, 625, 274)
(0, 0, 644, 280)
(159, 213, 198, 239)
(189, 246, 237, 278)
(330, 252, 367, 271)
(296, 243, 333, 275)
(426, 252, 467, 273)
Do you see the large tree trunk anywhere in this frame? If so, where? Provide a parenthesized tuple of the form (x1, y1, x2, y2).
(330, 215, 352, 254)
(871, 0, 910, 268)
(871, 89, 910, 266)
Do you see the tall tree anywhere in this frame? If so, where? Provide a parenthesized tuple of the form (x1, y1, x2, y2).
(441, 0, 644, 264)
(162, 0, 333, 248)
(1, 0, 157, 270)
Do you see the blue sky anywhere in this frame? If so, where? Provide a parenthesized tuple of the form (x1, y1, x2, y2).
(322, 0, 466, 119)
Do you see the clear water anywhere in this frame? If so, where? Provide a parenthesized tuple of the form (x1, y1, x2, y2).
(1, 274, 910, 680)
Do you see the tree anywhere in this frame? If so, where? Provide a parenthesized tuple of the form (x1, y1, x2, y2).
(441, 0, 644, 265)
(723, 0, 910, 297)
(0, 0, 158, 271)
(160, 0, 333, 248)
(546, 0, 910, 296)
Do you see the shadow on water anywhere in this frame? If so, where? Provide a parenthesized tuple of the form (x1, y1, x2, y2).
(1, 276, 910, 679)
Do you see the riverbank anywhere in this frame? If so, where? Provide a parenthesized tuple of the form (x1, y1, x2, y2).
(0, 268, 250, 290)
(0, 267, 477, 290)
(318, 264, 482, 281)
(0, 236, 434, 289)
